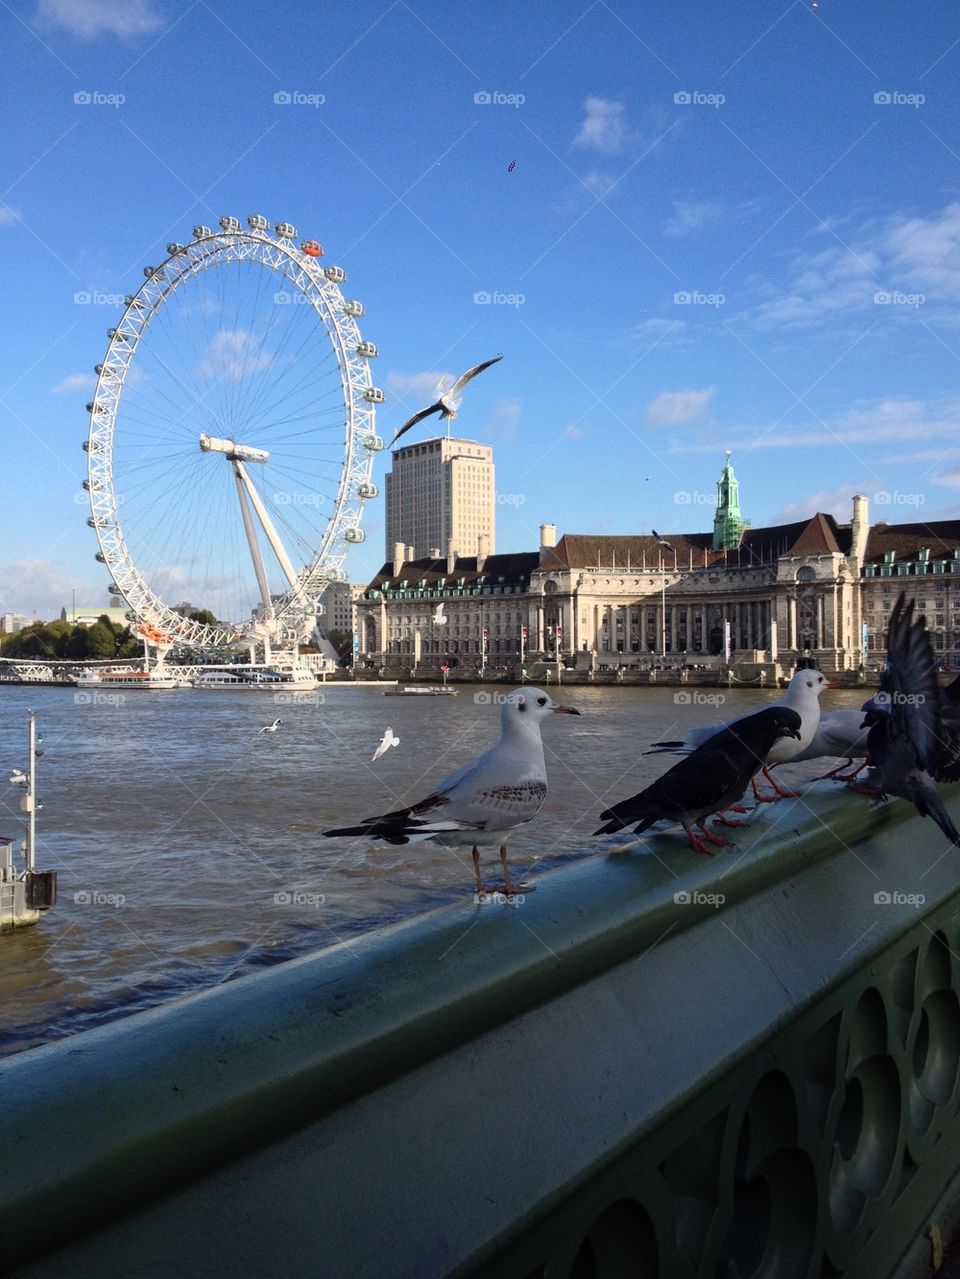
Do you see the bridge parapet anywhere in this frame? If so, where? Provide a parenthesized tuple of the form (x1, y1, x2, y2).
(2, 787, 960, 1278)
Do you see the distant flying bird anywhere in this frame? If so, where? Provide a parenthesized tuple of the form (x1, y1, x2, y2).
(257, 718, 282, 735)
(595, 707, 802, 855)
(372, 727, 400, 763)
(8, 769, 27, 787)
(325, 686, 580, 895)
(389, 356, 503, 447)
(507, 160, 516, 172)
(433, 603, 448, 625)
(859, 593, 960, 844)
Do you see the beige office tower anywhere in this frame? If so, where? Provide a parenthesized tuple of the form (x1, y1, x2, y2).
(384, 436, 495, 562)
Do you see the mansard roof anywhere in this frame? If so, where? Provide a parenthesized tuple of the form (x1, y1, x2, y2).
(864, 520, 960, 563)
(368, 551, 539, 592)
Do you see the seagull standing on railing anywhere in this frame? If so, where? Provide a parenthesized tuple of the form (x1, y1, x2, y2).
(8, 769, 27, 787)
(389, 356, 503, 447)
(324, 686, 580, 895)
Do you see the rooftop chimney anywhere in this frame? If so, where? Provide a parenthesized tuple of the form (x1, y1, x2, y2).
(392, 540, 405, 578)
(539, 522, 557, 563)
(850, 494, 869, 565)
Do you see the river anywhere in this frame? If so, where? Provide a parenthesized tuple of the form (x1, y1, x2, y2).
(0, 680, 869, 1055)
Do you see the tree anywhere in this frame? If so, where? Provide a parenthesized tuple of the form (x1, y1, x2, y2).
(65, 628, 90, 659)
(189, 609, 218, 626)
(86, 622, 117, 660)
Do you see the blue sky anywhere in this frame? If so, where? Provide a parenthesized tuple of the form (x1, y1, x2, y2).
(4, 0, 960, 618)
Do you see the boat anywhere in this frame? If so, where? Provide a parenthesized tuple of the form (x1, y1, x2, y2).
(383, 685, 459, 697)
(75, 667, 180, 691)
(190, 664, 319, 691)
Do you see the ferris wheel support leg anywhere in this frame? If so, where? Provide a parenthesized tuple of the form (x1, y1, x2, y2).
(234, 458, 310, 613)
(233, 463, 274, 618)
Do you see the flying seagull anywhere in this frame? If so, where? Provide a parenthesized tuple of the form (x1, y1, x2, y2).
(257, 718, 282, 735)
(595, 706, 802, 855)
(372, 727, 399, 763)
(389, 356, 503, 447)
(645, 668, 832, 800)
(433, 603, 448, 625)
(859, 593, 960, 844)
(324, 686, 580, 895)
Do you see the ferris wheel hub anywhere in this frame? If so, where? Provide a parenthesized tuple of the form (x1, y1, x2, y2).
(198, 433, 269, 464)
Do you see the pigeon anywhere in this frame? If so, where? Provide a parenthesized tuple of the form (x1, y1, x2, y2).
(8, 769, 27, 787)
(372, 727, 399, 762)
(324, 686, 580, 894)
(785, 709, 870, 780)
(389, 356, 503, 447)
(859, 593, 960, 844)
(645, 668, 833, 800)
(595, 706, 803, 855)
(257, 718, 282, 735)
(433, 603, 448, 625)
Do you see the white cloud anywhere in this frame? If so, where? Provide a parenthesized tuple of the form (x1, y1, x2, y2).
(770, 483, 869, 523)
(386, 370, 449, 401)
(662, 199, 723, 239)
(647, 387, 715, 427)
(196, 330, 273, 382)
(52, 371, 95, 395)
(36, 0, 164, 39)
(751, 202, 960, 328)
(573, 98, 632, 154)
(629, 318, 689, 345)
(581, 171, 618, 199)
(0, 560, 99, 620)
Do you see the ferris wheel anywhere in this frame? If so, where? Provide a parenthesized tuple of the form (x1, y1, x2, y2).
(83, 215, 385, 651)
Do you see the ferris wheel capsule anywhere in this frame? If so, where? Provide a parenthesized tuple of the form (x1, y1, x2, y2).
(219, 216, 241, 233)
(275, 222, 297, 239)
(193, 225, 212, 239)
(301, 240, 323, 257)
(247, 215, 269, 232)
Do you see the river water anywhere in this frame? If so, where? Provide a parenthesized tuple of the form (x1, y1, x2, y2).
(0, 681, 868, 1056)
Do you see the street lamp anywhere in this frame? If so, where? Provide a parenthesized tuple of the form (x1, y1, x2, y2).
(653, 529, 677, 663)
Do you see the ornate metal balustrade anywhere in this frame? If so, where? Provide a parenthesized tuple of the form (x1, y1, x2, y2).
(3, 786, 960, 1279)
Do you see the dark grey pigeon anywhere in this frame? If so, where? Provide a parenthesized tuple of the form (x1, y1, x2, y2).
(861, 593, 960, 844)
(594, 706, 802, 855)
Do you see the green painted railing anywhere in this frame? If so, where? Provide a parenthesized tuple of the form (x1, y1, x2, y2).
(3, 786, 960, 1278)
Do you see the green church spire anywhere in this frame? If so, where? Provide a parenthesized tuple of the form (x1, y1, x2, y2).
(712, 450, 748, 550)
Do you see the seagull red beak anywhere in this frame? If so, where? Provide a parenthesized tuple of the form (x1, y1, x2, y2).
(826, 682, 839, 689)
(552, 705, 581, 715)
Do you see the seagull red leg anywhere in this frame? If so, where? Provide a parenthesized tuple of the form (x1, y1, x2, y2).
(681, 822, 716, 857)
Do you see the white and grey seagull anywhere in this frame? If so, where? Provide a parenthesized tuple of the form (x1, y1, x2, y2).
(257, 718, 282, 736)
(8, 769, 27, 787)
(432, 603, 448, 625)
(372, 726, 400, 763)
(324, 686, 580, 895)
(389, 356, 503, 447)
